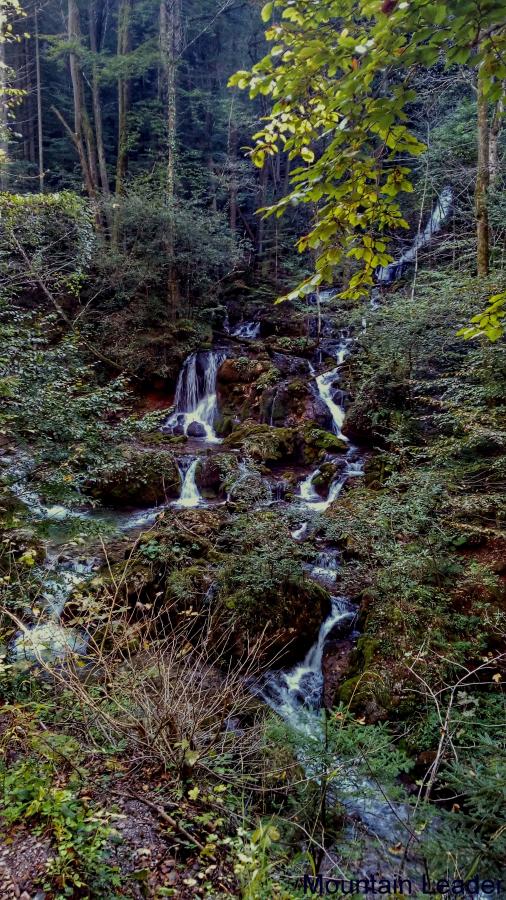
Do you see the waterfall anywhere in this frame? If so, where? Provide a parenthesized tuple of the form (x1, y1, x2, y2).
(254, 597, 356, 721)
(164, 351, 225, 443)
(311, 550, 339, 585)
(377, 187, 452, 286)
(232, 321, 260, 339)
(12, 555, 94, 662)
(174, 458, 201, 509)
(298, 451, 363, 513)
(315, 332, 353, 439)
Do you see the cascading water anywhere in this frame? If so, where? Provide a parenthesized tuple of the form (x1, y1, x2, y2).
(164, 351, 225, 443)
(232, 321, 260, 339)
(311, 550, 339, 586)
(255, 597, 356, 725)
(377, 187, 452, 286)
(298, 451, 363, 514)
(174, 458, 202, 509)
(315, 332, 353, 439)
(12, 555, 94, 662)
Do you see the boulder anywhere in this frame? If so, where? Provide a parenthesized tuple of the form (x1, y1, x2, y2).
(196, 453, 239, 499)
(270, 352, 310, 376)
(224, 424, 296, 464)
(89, 448, 181, 508)
(187, 421, 206, 438)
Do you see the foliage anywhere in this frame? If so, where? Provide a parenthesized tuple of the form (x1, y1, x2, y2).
(231, 0, 506, 301)
(0, 303, 127, 504)
(458, 290, 506, 342)
(0, 192, 95, 301)
(0, 753, 122, 898)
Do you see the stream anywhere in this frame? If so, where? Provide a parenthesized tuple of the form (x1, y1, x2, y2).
(3, 310, 430, 878)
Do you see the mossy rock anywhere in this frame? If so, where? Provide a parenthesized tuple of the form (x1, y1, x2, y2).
(89, 448, 181, 508)
(227, 469, 272, 507)
(224, 424, 297, 463)
(196, 453, 239, 498)
(220, 576, 331, 665)
(301, 424, 348, 463)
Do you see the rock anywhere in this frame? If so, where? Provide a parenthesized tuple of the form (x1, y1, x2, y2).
(227, 469, 271, 507)
(270, 352, 310, 376)
(187, 421, 206, 438)
(323, 638, 355, 707)
(89, 448, 181, 508)
(224, 424, 296, 464)
(196, 453, 239, 498)
(301, 424, 348, 462)
(220, 576, 331, 666)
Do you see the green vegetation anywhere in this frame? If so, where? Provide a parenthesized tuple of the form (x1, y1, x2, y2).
(0, 0, 505, 897)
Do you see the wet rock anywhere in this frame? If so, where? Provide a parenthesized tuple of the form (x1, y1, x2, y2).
(196, 453, 239, 498)
(187, 421, 206, 438)
(224, 424, 297, 464)
(323, 638, 355, 707)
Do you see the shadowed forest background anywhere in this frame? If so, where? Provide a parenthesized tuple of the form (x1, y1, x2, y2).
(0, 1, 505, 898)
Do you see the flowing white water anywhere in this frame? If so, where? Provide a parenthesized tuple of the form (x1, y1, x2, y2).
(12, 555, 95, 662)
(255, 597, 356, 723)
(174, 458, 201, 509)
(298, 453, 362, 514)
(164, 351, 225, 443)
(232, 321, 260, 339)
(315, 333, 353, 439)
(377, 187, 452, 285)
(311, 550, 339, 586)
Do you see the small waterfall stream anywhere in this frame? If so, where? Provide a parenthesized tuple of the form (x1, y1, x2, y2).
(377, 187, 452, 286)
(164, 351, 225, 442)
(174, 458, 202, 509)
(255, 597, 356, 719)
(232, 321, 260, 339)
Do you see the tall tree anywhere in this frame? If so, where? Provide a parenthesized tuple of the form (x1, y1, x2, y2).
(476, 66, 490, 277)
(115, 0, 131, 197)
(160, 0, 182, 314)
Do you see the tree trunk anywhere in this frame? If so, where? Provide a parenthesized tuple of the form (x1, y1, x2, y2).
(67, 0, 98, 203)
(490, 96, 504, 185)
(160, 0, 182, 317)
(89, 0, 110, 200)
(476, 67, 490, 277)
(115, 0, 132, 196)
(0, 14, 9, 189)
(34, 6, 44, 192)
(227, 103, 237, 232)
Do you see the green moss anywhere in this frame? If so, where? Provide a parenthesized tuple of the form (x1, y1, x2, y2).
(224, 424, 296, 463)
(89, 448, 181, 507)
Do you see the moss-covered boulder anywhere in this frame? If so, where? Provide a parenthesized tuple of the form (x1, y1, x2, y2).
(224, 424, 297, 464)
(301, 424, 348, 463)
(89, 448, 181, 507)
(196, 453, 239, 499)
(227, 468, 272, 507)
(219, 572, 331, 664)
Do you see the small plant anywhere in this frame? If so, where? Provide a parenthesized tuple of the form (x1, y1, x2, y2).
(0, 757, 122, 898)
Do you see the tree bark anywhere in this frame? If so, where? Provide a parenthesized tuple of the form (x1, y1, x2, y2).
(476, 67, 490, 277)
(34, 6, 44, 192)
(115, 0, 132, 196)
(67, 0, 98, 203)
(160, 0, 182, 317)
(0, 12, 9, 189)
(89, 0, 110, 200)
(489, 96, 504, 185)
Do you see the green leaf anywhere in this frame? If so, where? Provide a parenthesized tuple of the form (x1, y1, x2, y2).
(261, 1, 273, 23)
